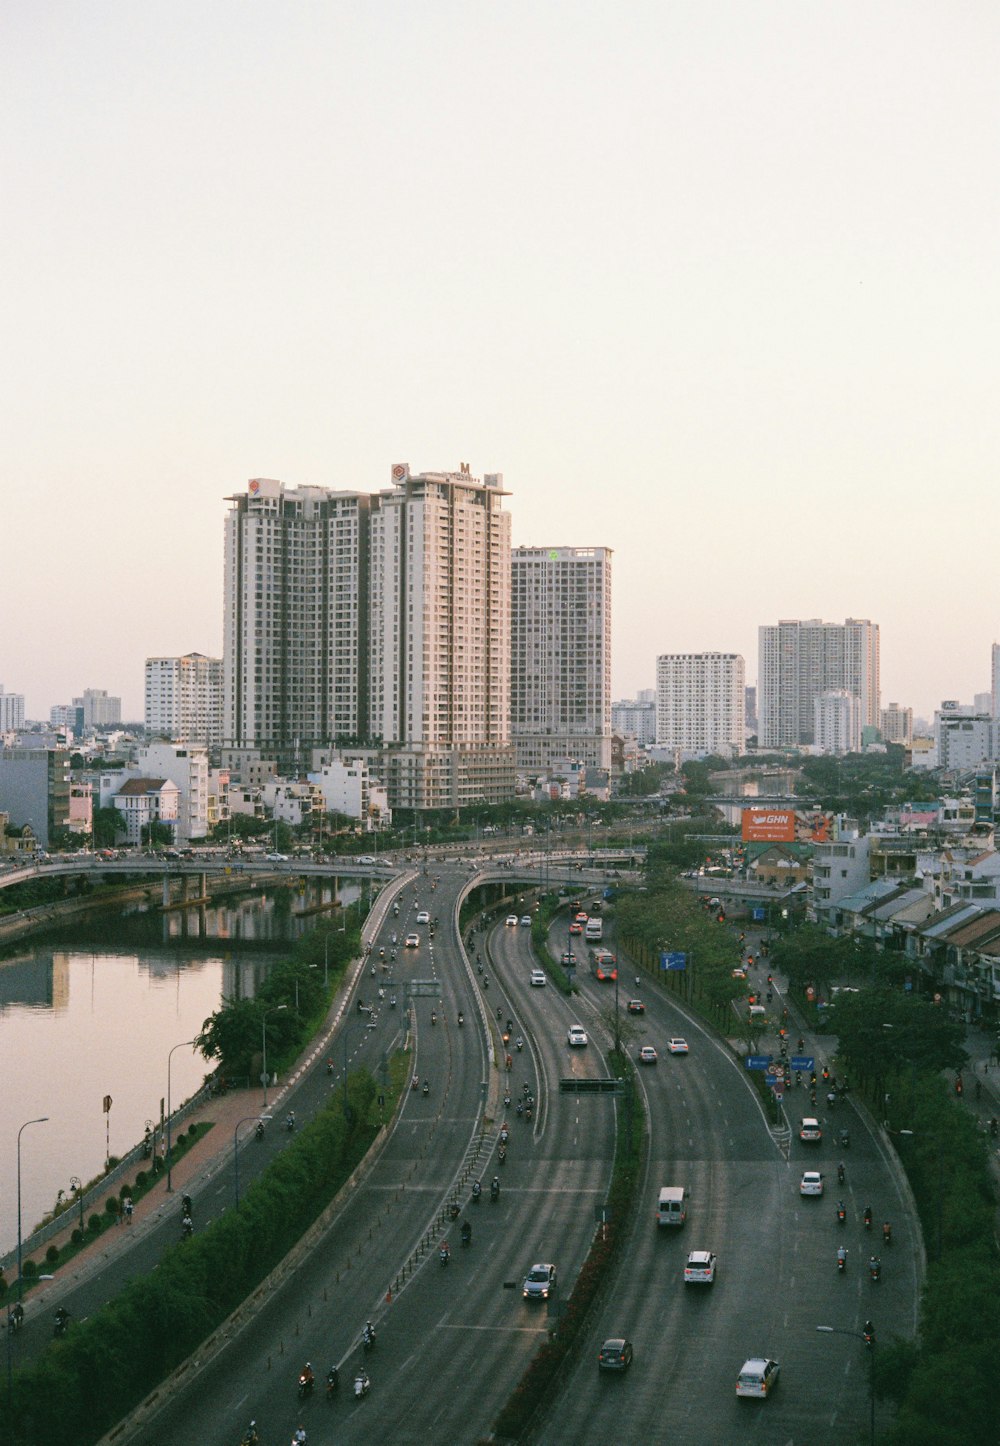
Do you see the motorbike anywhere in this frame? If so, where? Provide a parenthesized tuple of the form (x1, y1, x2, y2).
(362, 1323, 376, 1353)
(490, 1177, 500, 1201)
(241, 1423, 260, 1446)
(836, 1249, 848, 1274)
(461, 1220, 472, 1246)
(298, 1370, 314, 1399)
(449, 1201, 460, 1220)
(869, 1257, 881, 1282)
(439, 1244, 450, 1266)
(255, 1120, 265, 1141)
(54, 1308, 70, 1337)
(836, 1204, 846, 1225)
(326, 1367, 339, 1399)
(499, 1126, 509, 1145)
(516, 1036, 524, 1051)
(503, 1092, 511, 1108)
(471, 1180, 481, 1203)
(353, 1372, 370, 1400)
(7, 1304, 24, 1334)
(498, 1145, 507, 1165)
(882, 1223, 892, 1247)
(431, 1011, 437, 1025)
(516, 1101, 523, 1118)
(286, 1114, 296, 1133)
(326, 1060, 333, 1076)
(837, 1162, 845, 1185)
(837, 1128, 850, 1148)
(863, 1208, 873, 1231)
(390, 995, 397, 1008)
(458, 1012, 464, 1026)
(863, 1321, 875, 1349)
(181, 1215, 194, 1240)
(422, 1080, 429, 1097)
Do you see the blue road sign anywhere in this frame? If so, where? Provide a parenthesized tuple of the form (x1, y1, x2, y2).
(746, 1055, 772, 1071)
(791, 1056, 814, 1071)
(752, 907, 766, 921)
(660, 951, 688, 970)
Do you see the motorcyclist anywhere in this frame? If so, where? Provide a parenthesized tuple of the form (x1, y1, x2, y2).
(242, 1422, 259, 1446)
(439, 1242, 450, 1264)
(836, 1200, 846, 1223)
(326, 1058, 333, 1075)
(54, 1306, 70, 1334)
(327, 1366, 339, 1394)
(255, 1119, 265, 1140)
(882, 1221, 892, 1245)
(869, 1255, 881, 1280)
(472, 1179, 481, 1201)
(837, 1161, 845, 1184)
(301, 1362, 315, 1392)
(461, 1219, 472, 1245)
(286, 1111, 296, 1132)
(863, 1205, 873, 1229)
(515, 1035, 523, 1050)
(181, 1213, 194, 1239)
(491, 1175, 500, 1199)
(363, 1320, 375, 1350)
(422, 1079, 429, 1096)
(294, 1428, 308, 1445)
(431, 1010, 437, 1025)
(836, 1245, 847, 1269)
(458, 1011, 464, 1026)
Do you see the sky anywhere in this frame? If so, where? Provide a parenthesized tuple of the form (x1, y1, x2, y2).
(4, 1, 1000, 723)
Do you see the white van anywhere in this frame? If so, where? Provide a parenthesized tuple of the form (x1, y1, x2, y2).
(584, 917, 603, 942)
(656, 1186, 688, 1227)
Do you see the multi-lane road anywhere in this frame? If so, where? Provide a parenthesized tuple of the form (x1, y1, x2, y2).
(87, 863, 920, 1444)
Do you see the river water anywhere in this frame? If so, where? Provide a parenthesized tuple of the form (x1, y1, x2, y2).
(0, 881, 363, 1255)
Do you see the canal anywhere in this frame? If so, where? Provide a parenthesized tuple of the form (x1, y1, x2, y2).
(0, 880, 363, 1255)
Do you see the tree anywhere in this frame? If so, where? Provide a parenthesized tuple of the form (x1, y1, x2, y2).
(92, 807, 125, 848)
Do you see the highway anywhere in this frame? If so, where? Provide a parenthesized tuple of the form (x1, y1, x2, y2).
(127, 864, 615, 1445)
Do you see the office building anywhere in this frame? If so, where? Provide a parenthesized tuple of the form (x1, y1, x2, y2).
(655, 652, 745, 759)
(934, 702, 996, 771)
(145, 654, 223, 746)
(223, 465, 513, 809)
(0, 748, 71, 847)
(511, 547, 612, 773)
(758, 618, 880, 748)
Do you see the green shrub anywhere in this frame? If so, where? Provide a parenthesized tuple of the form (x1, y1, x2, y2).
(118, 1184, 133, 1200)
(135, 1171, 147, 1189)
(104, 1198, 119, 1219)
(70, 1229, 83, 1246)
(21, 1260, 37, 1280)
(45, 1245, 60, 1266)
(87, 1214, 101, 1235)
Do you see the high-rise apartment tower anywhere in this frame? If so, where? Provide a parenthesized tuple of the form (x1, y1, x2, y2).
(758, 618, 880, 748)
(510, 547, 612, 773)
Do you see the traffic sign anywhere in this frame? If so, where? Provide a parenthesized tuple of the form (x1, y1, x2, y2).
(559, 1078, 623, 1095)
(745, 1055, 772, 1071)
(660, 951, 687, 971)
(791, 1056, 814, 1072)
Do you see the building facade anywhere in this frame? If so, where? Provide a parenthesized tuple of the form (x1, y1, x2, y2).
(510, 547, 612, 773)
(0, 687, 26, 733)
(758, 618, 880, 748)
(655, 652, 746, 759)
(611, 696, 656, 747)
(145, 654, 223, 746)
(813, 689, 862, 754)
(0, 749, 71, 847)
(223, 466, 513, 809)
(76, 689, 122, 729)
(881, 701, 913, 746)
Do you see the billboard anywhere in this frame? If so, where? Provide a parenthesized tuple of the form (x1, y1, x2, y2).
(742, 808, 833, 843)
(742, 809, 795, 842)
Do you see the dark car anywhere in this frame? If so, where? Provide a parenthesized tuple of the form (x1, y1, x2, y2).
(598, 1338, 633, 1372)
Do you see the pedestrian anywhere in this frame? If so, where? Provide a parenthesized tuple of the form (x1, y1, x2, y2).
(124, 1196, 134, 1225)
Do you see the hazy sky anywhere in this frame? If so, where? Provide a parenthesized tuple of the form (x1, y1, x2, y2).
(4, 2, 999, 721)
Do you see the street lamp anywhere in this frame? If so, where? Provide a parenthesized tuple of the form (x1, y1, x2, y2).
(262, 1004, 288, 1108)
(69, 1175, 84, 1229)
(166, 1038, 197, 1193)
(816, 1323, 876, 1445)
(233, 1115, 271, 1210)
(17, 1117, 49, 1302)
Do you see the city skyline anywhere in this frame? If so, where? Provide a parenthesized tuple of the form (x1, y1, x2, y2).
(5, 5, 1000, 719)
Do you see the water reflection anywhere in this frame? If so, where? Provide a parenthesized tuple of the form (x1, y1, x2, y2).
(0, 883, 362, 1255)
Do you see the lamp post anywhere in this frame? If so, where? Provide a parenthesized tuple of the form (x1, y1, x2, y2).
(233, 1115, 271, 1210)
(816, 1323, 876, 1444)
(262, 1003, 288, 1108)
(69, 1175, 84, 1229)
(166, 1038, 197, 1193)
(17, 1116, 49, 1302)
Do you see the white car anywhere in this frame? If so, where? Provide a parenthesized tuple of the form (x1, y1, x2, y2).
(358, 856, 376, 865)
(530, 969, 546, 987)
(404, 933, 420, 948)
(800, 1170, 824, 1197)
(416, 910, 430, 924)
(684, 1250, 718, 1284)
(505, 915, 519, 926)
(520, 915, 532, 926)
(638, 1045, 658, 1066)
(523, 1262, 557, 1300)
(567, 1025, 588, 1047)
(799, 1117, 822, 1142)
(667, 1038, 689, 1055)
(736, 1357, 780, 1399)
(265, 852, 288, 861)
